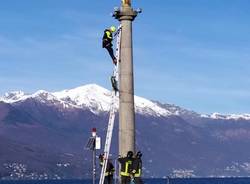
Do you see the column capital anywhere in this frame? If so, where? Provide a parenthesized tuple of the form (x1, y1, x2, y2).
(113, 6, 138, 21)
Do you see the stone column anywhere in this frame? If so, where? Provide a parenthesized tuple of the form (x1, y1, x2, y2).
(113, 1, 138, 156)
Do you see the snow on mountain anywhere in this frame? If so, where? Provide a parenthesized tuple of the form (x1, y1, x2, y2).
(209, 112, 250, 120)
(53, 84, 113, 113)
(53, 84, 171, 116)
(1, 90, 58, 104)
(0, 84, 249, 119)
(0, 84, 170, 116)
(135, 96, 171, 116)
(0, 90, 76, 109)
(0, 91, 26, 103)
(154, 101, 201, 118)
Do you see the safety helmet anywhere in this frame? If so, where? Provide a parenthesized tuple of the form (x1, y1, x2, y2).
(136, 151, 142, 158)
(110, 26, 116, 32)
(127, 151, 133, 158)
(99, 153, 104, 159)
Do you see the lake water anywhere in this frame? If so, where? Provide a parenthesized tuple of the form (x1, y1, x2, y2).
(1, 178, 250, 184)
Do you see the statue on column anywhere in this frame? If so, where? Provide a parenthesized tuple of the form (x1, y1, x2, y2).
(122, 0, 131, 6)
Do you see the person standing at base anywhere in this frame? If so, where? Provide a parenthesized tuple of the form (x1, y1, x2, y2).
(105, 159, 115, 184)
(99, 154, 115, 184)
(118, 151, 134, 184)
(102, 26, 117, 65)
(131, 151, 143, 184)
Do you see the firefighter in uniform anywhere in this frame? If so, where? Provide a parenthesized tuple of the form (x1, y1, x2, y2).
(131, 151, 143, 184)
(99, 154, 115, 184)
(102, 26, 117, 65)
(118, 151, 134, 184)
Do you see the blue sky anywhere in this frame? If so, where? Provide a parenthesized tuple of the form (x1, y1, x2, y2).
(0, 0, 250, 114)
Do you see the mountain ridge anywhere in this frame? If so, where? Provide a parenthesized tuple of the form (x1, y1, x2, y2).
(1, 84, 249, 120)
(1, 84, 250, 178)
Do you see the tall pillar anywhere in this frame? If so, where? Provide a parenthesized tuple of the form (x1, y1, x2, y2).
(113, 0, 138, 156)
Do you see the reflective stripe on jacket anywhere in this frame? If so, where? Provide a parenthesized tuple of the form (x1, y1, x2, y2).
(100, 160, 115, 176)
(118, 157, 133, 177)
(132, 158, 142, 177)
(135, 168, 141, 177)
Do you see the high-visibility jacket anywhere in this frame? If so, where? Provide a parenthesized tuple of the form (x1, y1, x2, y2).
(100, 160, 115, 176)
(118, 157, 133, 177)
(132, 157, 142, 177)
(102, 29, 113, 48)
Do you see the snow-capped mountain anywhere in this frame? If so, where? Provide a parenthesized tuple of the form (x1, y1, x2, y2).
(0, 84, 171, 117)
(1, 84, 250, 179)
(1, 84, 249, 120)
(203, 112, 250, 120)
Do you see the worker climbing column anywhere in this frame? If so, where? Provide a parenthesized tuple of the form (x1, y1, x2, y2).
(99, 26, 122, 184)
(113, 0, 140, 156)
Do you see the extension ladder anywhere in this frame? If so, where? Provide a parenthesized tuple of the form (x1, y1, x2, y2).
(99, 25, 122, 184)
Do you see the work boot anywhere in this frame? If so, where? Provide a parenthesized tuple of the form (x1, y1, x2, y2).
(113, 58, 117, 65)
